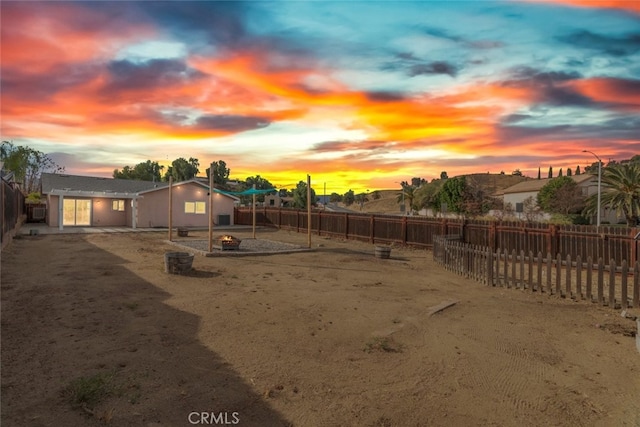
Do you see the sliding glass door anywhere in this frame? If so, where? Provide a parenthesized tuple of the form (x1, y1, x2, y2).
(63, 199, 92, 226)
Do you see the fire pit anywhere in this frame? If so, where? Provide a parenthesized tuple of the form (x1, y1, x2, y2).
(214, 234, 242, 251)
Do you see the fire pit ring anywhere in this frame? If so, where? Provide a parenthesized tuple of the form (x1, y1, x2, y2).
(214, 234, 242, 251)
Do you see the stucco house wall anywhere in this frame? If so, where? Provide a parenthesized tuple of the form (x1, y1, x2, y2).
(137, 182, 236, 228)
(41, 174, 238, 229)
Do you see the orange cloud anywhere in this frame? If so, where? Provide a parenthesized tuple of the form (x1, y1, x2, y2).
(568, 78, 640, 110)
(541, 0, 640, 14)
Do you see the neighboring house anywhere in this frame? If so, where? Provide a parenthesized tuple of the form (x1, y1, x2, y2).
(263, 194, 294, 208)
(502, 174, 620, 223)
(41, 173, 239, 230)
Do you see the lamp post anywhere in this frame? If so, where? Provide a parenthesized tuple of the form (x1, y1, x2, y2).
(583, 150, 602, 227)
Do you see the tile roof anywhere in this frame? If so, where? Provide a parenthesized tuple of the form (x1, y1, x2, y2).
(502, 174, 595, 194)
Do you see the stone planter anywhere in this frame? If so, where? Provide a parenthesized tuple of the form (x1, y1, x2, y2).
(164, 252, 194, 274)
(177, 227, 189, 237)
(374, 246, 392, 259)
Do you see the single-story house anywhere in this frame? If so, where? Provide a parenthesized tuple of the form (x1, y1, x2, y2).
(502, 174, 621, 223)
(41, 173, 239, 230)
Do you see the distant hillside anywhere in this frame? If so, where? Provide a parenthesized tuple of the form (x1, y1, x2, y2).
(462, 173, 530, 196)
(343, 174, 530, 215)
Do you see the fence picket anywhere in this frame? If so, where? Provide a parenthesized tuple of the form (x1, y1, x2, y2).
(503, 249, 508, 288)
(519, 250, 525, 289)
(546, 253, 552, 294)
(586, 256, 593, 302)
(511, 249, 517, 289)
(536, 251, 542, 292)
(555, 253, 562, 296)
(528, 251, 533, 291)
(621, 260, 628, 309)
(597, 258, 604, 305)
(565, 254, 571, 299)
(576, 255, 582, 302)
(634, 261, 640, 308)
(432, 234, 638, 313)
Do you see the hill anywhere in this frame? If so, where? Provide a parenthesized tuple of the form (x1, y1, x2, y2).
(340, 174, 530, 215)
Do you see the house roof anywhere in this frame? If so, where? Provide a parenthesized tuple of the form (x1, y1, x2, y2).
(42, 173, 166, 194)
(41, 173, 239, 200)
(503, 174, 594, 194)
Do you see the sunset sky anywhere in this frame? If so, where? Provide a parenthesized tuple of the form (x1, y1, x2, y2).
(1, 1, 639, 193)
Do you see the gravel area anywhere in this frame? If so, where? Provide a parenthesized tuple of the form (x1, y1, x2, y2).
(168, 238, 312, 256)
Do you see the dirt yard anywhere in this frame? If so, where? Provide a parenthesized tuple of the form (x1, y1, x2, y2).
(2, 228, 639, 426)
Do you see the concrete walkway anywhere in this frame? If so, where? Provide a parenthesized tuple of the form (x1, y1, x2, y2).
(18, 223, 251, 235)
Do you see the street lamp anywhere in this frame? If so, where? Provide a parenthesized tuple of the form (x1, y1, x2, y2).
(583, 150, 602, 227)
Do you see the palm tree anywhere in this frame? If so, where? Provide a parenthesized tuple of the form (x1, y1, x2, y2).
(396, 184, 417, 213)
(584, 163, 640, 226)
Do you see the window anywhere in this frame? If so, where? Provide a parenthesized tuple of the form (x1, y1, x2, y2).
(112, 200, 125, 211)
(185, 201, 206, 214)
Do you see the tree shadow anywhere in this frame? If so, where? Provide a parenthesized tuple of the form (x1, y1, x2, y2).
(1, 235, 290, 426)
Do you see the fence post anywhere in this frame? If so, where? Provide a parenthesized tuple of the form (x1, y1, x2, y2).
(633, 261, 639, 308)
(370, 215, 375, 244)
(609, 259, 616, 307)
(486, 249, 493, 286)
(586, 256, 593, 302)
(402, 216, 407, 245)
(547, 224, 558, 256)
(489, 221, 497, 251)
(630, 227, 638, 267)
(344, 213, 349, 240)
(621, 260, 628, 309)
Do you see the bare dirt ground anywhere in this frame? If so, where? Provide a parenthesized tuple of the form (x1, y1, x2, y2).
(2, 228, 639, 426)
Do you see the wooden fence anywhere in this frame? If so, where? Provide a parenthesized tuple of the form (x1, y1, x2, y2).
(235, 207, 639, 265)
(432, 235, 640, 310)
(1, 178, 25, 248)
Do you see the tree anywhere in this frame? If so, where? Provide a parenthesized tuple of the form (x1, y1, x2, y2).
(371, 191, 381, 200)
(113, 160, 163, 181)
(164, 157, 199, 181)
(512, 169, 523, 176)
(522, 196, 542, 222)
(537, 167, 541, 180)
(548, 166, 553, 178)
(584, 163, 640, 226)
(242, 175, 275, 203)
(558, 168, 563, 177)
(396, 184, 417, 213)
(575, 165, 581, 175)
(537, 176, 585, 215)
(415, 179, 444, 214)
(355, 192, 369, 210)
(411, 177, 425, 187)
(343, 189, 355, 206)
(206, 160, 230, 186)
(329, 192, 342, 203)
(566, 167, 572, 177)
(292, 181, 316, 209)
(440, 171, 448, 180)
(1, 141, 64, 194)
(437, 176, 467, 214)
